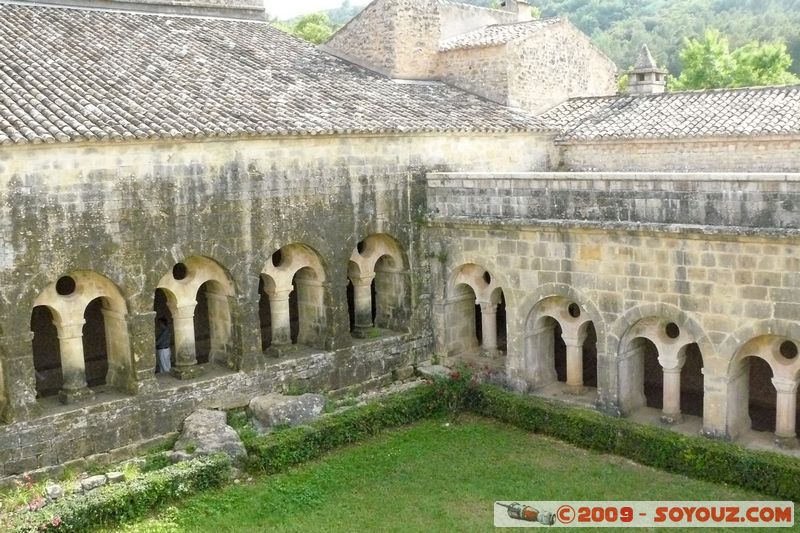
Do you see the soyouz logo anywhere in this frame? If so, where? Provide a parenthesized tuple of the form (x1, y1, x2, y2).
(494, 501, 794, 528)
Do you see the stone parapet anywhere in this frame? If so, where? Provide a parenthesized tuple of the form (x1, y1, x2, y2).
(427, 171, 800, 229)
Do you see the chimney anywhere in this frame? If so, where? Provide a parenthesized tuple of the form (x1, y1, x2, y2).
(500, 0, 534, 22)
(626, 44, 667, 95)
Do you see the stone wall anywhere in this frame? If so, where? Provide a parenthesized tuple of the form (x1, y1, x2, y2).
(560, 137, 800, 173)
(0, 130, 546, 470)
(507, 21, 618, 115)
(0, 332, 428, 478)
(428, 172, 800, 229)
(437, 46, 509, 105)
(426, 219, 800, 440)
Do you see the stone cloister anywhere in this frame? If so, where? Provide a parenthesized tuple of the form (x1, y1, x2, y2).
(1, 0, 800, 480)
(27, 235, 411, 407)
(437, 260, 800, 448)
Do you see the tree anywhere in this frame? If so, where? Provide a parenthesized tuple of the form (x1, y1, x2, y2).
(669, 28, 798, 90)
(274, 13, 336, 45)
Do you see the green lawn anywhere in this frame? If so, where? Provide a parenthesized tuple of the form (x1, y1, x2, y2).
(113, 416, 778, 533)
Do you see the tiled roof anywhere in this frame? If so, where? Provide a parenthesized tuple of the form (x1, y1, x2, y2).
(439, 18, 561, 52)
(539, 85, 800, 141)
(0, 3, 548, 146)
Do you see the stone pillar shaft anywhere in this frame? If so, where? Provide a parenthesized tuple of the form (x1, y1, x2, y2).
(564, 339, 584, 391)
(773, 378, 798, 444)
(480, 303, 497, 351)
(171, 303, 203, 379)
(269, 290, 293, 346)
(58, 322, 87, 392)
(662, 367, 683, 422)
(352, 276, 375, 332)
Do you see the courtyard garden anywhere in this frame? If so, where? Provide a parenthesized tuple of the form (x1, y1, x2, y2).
(5, 371, 800, 531)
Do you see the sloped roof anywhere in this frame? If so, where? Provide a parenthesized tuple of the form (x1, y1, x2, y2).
(439, 18, 561, 52)
(0, 3, 548, 146)
(539, 85, 800, 141)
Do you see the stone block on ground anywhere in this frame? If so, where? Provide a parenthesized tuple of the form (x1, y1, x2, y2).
(45, 484, 64, 501)
(416, 364, 452, 380)
(173, 409, 246, 461)
(106, 471, 125, 484)
(81, 475, 106, 491)
(249, 393, 325, 430)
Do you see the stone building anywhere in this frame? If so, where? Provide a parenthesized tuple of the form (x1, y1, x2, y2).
(0, 0, 798, 477)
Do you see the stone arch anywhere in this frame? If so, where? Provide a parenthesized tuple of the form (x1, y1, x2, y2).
(443, 263, 506, 357)
(157, 256, 235, 377)
(347, 233, 410, 336)
(31, 270, 132, 403)
(522, 293, 598, 393)
(261, 243, 328, 352)
(614, 304, 710, 422)
(508, 284, 604, 394)
(725, 329, 800, 444)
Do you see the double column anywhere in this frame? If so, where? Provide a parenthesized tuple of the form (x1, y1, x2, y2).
(772, 377, 799, 448)
(58, 320, 93, 403)
(479, 301, 499, 357)
(351, 274, 375, 338)
(171, 302, 203, 379)
(267, 288, 293, 356)
(658, 345, 686, 424)
(562, 333, 586, 394)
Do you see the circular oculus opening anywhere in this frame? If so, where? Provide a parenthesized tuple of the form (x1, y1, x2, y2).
(780, 340, 798, 360)
(482, 271, 492, 284)
(172, 262, 188, 281)
(55, 276, 76, 296)
(356, 240, 366, 254)
(665, 322, 680, 339)
(568, 303, 581, 318)
(271, 249, 282, 267)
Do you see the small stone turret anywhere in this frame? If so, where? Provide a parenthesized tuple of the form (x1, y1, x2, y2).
(626, 44, 667, 95)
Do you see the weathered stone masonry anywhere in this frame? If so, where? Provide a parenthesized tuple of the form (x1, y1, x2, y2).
(0, 132, 548, 476)
(427, 171, 800, 448)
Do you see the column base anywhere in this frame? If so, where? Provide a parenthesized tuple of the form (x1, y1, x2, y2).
(660, 412, 684, 425)
(481, 348, 504, 359)
(266, 343, 298, 358)
(351, 325, 378, 339)
(59, 387, 94, 405)
(774, 435, 798, 449)
(565, 384, 586, 395)
(170, 364, 205, 380)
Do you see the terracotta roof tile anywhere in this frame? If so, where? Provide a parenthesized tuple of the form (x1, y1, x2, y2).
(539, 85, 800, 141)
(0, 3, 547, 146)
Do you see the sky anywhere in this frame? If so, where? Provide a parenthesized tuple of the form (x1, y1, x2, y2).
(264, 0, 367, 20)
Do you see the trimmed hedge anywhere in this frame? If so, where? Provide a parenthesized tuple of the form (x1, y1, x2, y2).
(243, 383, 449, 474)
(11, 454, 231, 532)
(471, 384, 800, 501)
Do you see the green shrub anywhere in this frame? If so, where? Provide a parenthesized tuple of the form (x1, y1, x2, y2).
(242, 383, 448, 474)
(141, 453, 171, 473)
(471, 384, 800, 501)
(11, 454, 231, 532)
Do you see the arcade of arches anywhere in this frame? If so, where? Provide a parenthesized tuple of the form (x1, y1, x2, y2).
(438, 262, 800, 450)
(28, 234, 411, 405)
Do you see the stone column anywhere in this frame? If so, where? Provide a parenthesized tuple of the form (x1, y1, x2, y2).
(171, 303, 202, 380)
(480, 302, 498, 356)
(351, 274, 376, 338)
(661, 366, 684, 424)
(58, 321, 93, 403)
(772, 377, 798, 448)
(562, 334, 584, 394)
(267, 288, 293, 356)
